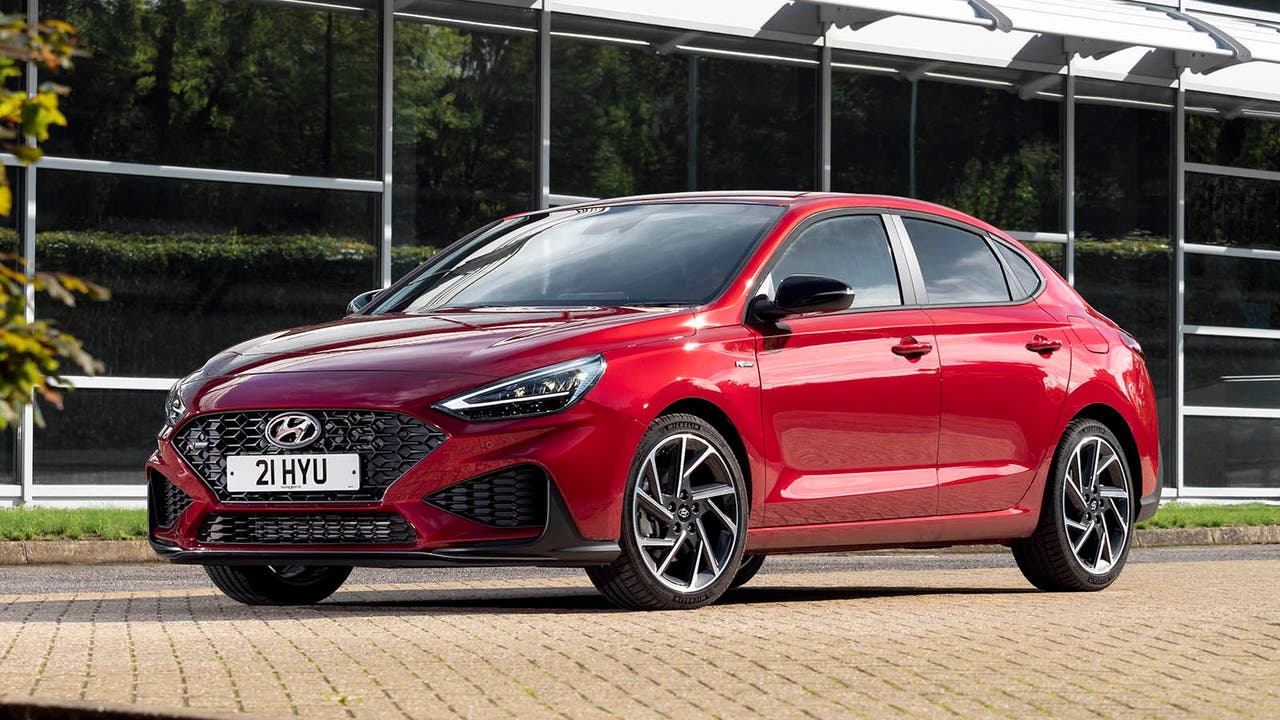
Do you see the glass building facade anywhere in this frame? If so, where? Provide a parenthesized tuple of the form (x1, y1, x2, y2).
(3, 0, 1279, 503)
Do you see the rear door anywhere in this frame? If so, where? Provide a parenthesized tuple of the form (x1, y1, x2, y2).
(893, 215, 1071, 515)
(754, 213, 940, 526)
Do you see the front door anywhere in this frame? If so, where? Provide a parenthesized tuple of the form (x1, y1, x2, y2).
(754, 214, 941, 526)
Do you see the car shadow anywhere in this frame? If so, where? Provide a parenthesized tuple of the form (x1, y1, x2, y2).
(0, 584, 1038, 623)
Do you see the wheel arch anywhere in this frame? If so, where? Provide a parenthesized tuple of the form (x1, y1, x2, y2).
(1068, 403, 1142, 507)
(657, 397, 754, 509)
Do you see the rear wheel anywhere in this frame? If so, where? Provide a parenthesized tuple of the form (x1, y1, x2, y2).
(587, 413, 748, 610)
(205, 564, 352, 605)
(1012, 419, 1134, 591)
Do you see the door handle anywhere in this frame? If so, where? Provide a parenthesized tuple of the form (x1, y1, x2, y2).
(892, 336, 933, 358)
(1026, 335, 1063, 354)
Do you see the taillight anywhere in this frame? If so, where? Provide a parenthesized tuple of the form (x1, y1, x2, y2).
(1119, 331, 1144, 359)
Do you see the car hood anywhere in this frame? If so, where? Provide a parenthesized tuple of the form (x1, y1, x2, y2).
(197, 306, 695, 379)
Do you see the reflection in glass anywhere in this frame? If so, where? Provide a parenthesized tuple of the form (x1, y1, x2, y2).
(831, 68, 910, 197)
(35, 390, 159, 485)
(915, 77, 1060, 232)
(37, 171, 377, 378)
(1187, 174, 1280, 251)
(1186, 254, 1280, 330)
(696, 52, 816, 190)
(42, 0, 378, 177)
(377, 203, 782, 312)
(766, 216, 901, 308)
(551, 20, 685, 198)
(1184, 416, 1280, 488)
(394, 2, 535, 251)
(904, 219, 1009, 304)
(1185, 335, 1280, 409)
(1074, 97, 1172, 480)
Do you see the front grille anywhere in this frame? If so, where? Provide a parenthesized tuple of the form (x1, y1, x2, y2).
(149, 472, 193, 529)
(198, 512, 416, 545)
(173, 410, 446, 502)
(425, 465, 547, 528)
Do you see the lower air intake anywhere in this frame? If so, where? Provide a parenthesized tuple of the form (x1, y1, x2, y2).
(198, 512, 416, 545)
(149, 473, 194, 529)
(425, 465, 548, 528)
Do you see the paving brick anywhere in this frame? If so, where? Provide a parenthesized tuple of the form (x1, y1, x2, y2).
(1, 559, 1279, 718)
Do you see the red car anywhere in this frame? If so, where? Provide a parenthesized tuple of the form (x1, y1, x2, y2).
(148, 192, 1161, 610)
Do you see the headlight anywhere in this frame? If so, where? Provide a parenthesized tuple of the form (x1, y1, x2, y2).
(434, 355, 606, 422)
(164, 379, 188, 428)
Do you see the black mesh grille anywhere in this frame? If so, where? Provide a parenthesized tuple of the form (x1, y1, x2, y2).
(425, 465, 547, 528)
(148, 473, 193, 529)
(198, 512, 416, 545)
(172, 410, 445, 502)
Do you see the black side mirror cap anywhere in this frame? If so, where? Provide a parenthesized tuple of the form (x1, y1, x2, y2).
(752, 274, 854, 322)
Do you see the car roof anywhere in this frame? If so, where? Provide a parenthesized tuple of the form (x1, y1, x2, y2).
(513, 191, 1003, 236)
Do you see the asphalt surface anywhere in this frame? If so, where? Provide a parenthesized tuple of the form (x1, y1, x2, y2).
(0, 544, 1273, 594)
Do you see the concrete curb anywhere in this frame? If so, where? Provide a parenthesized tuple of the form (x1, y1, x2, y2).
(0, 525, 1277, 565)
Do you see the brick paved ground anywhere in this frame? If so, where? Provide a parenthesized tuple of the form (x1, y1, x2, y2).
(0, 549, 1277, 719)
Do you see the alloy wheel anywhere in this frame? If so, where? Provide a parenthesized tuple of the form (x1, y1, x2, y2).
(632, 433, 741, 592)
(1061, 436, 1132, 575)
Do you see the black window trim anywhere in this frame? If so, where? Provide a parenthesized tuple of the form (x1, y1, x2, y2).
(742, 207, 917, 324)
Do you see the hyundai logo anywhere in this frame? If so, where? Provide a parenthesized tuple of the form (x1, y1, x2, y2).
(265, 412, 322, 450)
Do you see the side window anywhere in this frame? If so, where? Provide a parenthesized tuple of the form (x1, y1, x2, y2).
(765, 215, 902, 308)
(902, 218, 1010, 305)
(993, 242, 1042, 299)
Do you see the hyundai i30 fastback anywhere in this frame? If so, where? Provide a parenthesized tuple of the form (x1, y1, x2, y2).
(147, 192, 1161, 610)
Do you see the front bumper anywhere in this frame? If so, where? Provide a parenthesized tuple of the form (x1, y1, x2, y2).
(146, 381, 648, 562)
(151, 484, 620, 568)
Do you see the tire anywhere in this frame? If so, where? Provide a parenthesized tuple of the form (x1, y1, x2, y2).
(729, 554, 766, 590)
(1012, 418, 1135, 592)
(587, 413, 749, 610)
(205, 564, 352, 605)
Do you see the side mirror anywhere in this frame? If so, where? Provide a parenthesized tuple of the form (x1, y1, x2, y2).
(347, 289, 382, 315)
(752, 274, 854, 322)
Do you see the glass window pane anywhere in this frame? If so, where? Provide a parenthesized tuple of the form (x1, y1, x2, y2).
(42, 0, 378, 178)
(393, 1, 535, 256)
(903, 218, 1009, 304)
(1184, 416, 1280, 489)
(1186, 174, 1280, 251)
(831, 61, 911, 196)
(389, 203, 781, 311)
(0, 427, 11, 485)
(767, 215, 901, 308)
(37, 170, 378, 378)
(1187, 94, 1280, 172)
(35, 389, 159, 486)
(551, 16, 686, 198)
(994, 242, 1041, 298)
(694, 41, 816, 190)
(1074, 85, 1173, 481)
(915, 70, 1061, 233)
(1186, 254, 1280, 330)
(1186, 335, 1280, 409)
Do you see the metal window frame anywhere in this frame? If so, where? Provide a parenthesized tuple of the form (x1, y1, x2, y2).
(12, 0, 1280, 506)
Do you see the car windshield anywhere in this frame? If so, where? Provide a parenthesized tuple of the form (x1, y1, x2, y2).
(371, 203, 784, 313)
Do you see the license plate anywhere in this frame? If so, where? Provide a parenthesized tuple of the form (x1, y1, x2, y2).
(226, 454, 360, 493)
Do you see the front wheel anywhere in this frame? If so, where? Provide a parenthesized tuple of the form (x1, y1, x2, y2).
(587, 413, 749, 610)
(1012, 419, 1134, 592)
(205, 564, 352, 605)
